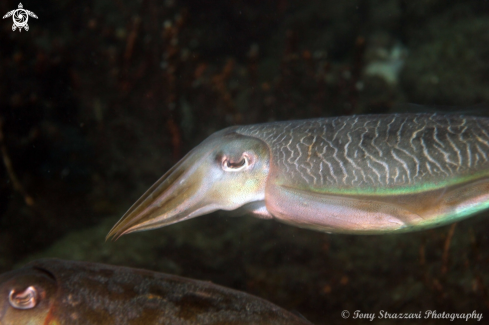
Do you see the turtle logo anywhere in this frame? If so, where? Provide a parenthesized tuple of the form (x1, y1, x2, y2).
(3, 3, 38, 32)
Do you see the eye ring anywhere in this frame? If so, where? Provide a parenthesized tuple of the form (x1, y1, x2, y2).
(222, 154, 250, 172)
(8, 286, 39, 310)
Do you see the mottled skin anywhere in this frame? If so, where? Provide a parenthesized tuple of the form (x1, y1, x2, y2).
(108, 114, 489, 238)
(0, 259, 311, 325)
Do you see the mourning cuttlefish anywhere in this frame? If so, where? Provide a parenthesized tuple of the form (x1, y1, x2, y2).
(108, 114, 489, 239)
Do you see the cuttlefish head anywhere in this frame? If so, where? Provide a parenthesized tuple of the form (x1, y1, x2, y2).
(107, 128, 270, 239)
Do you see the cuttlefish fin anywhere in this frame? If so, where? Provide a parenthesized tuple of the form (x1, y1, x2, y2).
(265, 184, 424, 234)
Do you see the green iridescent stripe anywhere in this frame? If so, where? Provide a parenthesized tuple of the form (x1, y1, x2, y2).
(412, 199, 489, 231)
(284, 170, 489, 196)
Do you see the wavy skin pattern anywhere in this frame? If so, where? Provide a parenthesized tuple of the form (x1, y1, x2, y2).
(236, 114, 489, 194)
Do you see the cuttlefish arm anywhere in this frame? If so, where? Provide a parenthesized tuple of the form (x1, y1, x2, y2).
(108, 114, 489, 239)
(107, 128, 271, 239)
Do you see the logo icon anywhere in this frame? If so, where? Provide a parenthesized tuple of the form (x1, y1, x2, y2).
(3, 3, 38, 32)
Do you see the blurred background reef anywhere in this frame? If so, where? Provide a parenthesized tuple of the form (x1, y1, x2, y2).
(1, 0, 489, 324)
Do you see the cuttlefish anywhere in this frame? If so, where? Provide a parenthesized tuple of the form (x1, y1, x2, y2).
(108, 114, 489, 239)
(0, 259, 311, 324)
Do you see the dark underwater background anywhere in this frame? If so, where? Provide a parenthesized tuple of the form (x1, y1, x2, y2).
(2, 1, 489, 324)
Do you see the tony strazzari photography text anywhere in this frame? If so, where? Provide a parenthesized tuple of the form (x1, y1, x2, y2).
(350, 310, 482, 322)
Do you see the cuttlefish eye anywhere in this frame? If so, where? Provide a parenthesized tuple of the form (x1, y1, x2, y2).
(8, 286, 39, 309)
(221, 153, 252, 172)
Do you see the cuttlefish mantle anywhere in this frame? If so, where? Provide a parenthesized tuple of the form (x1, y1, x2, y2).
(107, 114, 489, 239)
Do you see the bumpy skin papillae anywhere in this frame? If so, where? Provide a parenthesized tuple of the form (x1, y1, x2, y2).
(108, 114, 489, 238)
(236, 114, 489, 233)
(0, 259, 311, 325)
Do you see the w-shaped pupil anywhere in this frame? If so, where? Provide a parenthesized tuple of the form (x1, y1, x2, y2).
(226, 158, 246, 168)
